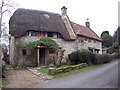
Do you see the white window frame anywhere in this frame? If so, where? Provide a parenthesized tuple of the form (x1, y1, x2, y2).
(53, 33, 57, 38)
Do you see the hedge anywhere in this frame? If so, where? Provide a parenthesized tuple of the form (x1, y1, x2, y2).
(68, 49, 92, 65)
(68, 49, 120, 65)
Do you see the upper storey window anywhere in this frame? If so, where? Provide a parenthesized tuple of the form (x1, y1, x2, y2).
(47, 32, 57, 38)
(53, 33, 57, 38)
(28, 31, 38, 36)
(93, 40, 96, 43)
(27, 31, 61, 39)
(84, 37, 88, 42)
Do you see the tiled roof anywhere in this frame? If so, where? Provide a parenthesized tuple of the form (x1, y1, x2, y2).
(71, 22, 102, 41)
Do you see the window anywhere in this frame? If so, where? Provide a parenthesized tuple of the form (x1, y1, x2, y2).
(45, 32, 48, 37)
(53, 33, 57, 38)
(93, 40, 96, 43)
(84, 37, 88, 41)
(78, 40, 84, 43)
(48, 32, 53, 37)
(47, 32, 58, 38)
(28, 31, 38, 36)
(22, 49, 26, 55)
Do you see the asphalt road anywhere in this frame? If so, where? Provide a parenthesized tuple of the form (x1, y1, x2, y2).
(33, 59, 119, 88)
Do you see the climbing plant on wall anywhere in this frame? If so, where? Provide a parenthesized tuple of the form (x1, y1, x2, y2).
(16, 37, 59, 53)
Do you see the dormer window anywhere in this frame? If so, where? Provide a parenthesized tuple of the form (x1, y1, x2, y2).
(28, 31, 38, 36)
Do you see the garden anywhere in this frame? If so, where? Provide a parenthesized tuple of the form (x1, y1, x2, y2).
(37, 49, 120, 78)
(37, 64, 102, 78)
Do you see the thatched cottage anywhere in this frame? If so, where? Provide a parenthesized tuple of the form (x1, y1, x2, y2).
(9, 6, 102, 66)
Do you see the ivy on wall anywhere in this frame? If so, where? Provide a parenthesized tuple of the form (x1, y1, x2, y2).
(16, 37, 59, 53)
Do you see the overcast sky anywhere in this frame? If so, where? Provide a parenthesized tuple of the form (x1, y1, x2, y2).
(5, 0, 120, 37)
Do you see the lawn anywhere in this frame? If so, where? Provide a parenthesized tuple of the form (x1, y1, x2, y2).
(38, 64, 102, 78)
(0, 78, 7, 88)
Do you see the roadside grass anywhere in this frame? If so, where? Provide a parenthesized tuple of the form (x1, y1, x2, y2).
(0, 78, 7, 87)
(37, 64, 102, 78)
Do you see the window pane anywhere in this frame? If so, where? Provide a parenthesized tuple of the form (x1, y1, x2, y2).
(35, 32, 38, 36)
(48, 32, 53, 37)
(45, 32, 48, 37)
(85, 37, 88, 41)
(29, 31, 32, 36)
(53, 33, 57, 38)
(31, 31, 34, 36)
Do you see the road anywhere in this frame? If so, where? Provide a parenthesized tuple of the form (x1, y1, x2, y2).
(33, 59, 119, 88)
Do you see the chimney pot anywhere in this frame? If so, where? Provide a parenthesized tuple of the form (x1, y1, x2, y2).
(61, 6, 67, 16)
(85, 18, 90, 28)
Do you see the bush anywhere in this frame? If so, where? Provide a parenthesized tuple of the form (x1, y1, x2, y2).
(102, 54, 111, 63)
(68, 49, 93, 65)
(111, 53, 120, 60)
(68, 51, 79, 64)
(91, 54, 103, 65)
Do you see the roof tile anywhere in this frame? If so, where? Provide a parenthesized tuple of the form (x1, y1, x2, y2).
(71, 22, 102, 41)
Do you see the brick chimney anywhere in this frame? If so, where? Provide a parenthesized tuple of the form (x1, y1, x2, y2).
(85, 18, 90, 28)
(61, 6, 67, 16)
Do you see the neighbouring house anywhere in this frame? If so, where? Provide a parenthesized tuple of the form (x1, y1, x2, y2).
(102, 48, 107, 54)
(9, 6, 102, 66)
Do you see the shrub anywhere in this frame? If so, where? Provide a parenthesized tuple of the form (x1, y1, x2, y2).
(68, 49, 93, 65)
(68, 51, 79, 64)
(118, 53, 120, 58)
(16, 37, 59, 53)
(91, 54, 103, 65)
(111, 53, 120, 60)
(102, 54, 111, 63)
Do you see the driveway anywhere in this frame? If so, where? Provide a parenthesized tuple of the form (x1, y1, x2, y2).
(5, 68, 43, 88)
(33, 59, 119, 88)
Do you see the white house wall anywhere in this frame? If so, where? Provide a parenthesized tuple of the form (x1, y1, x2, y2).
(78, 40, 102, 54)
(17, 36, 77, 57)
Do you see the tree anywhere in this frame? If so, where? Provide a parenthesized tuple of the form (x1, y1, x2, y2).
(113, 27, 120, 46)
(101, 31, 114, 48)
(0, 0, 16, 63)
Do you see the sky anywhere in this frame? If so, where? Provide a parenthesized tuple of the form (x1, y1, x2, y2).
(3, 0, 120, 37)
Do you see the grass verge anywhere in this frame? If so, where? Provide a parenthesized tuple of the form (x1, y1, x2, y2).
(38, 64, 102, 78)
(0, 78, 7, 88)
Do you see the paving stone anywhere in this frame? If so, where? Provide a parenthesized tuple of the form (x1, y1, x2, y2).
(27, 67, 53, 80)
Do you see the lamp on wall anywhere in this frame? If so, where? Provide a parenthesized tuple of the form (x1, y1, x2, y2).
(37, 45, 41, 48)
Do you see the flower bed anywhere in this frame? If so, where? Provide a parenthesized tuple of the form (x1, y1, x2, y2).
(48, 63, 88, 75)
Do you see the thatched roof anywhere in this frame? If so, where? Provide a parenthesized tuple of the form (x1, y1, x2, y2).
(9, 8, 73, 40)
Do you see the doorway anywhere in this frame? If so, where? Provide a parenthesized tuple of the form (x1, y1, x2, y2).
(39, 48, 45, 65)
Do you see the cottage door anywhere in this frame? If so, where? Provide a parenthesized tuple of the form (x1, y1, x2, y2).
(39, 48, 45, 65)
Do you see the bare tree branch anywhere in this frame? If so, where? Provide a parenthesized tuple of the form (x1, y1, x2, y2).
(2, 9, 11, 14)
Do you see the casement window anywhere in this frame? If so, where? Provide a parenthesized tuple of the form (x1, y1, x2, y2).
(47, 32, 57, 38)
(84, 37, 88, 42)
(28, 31, 38, 36)
(93, 40, 96, 43)
(48, 32, 53, 37)
(45, 32, 48, 37)
(53, 33, 57, 38)
(78, 40, 84, 43)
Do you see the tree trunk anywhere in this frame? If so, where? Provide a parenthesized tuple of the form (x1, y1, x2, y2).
(0, 0, 3, 63)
